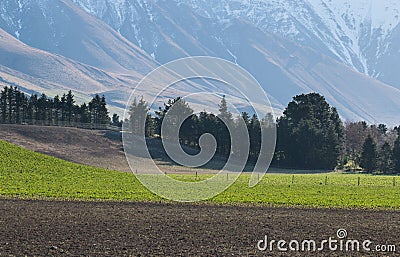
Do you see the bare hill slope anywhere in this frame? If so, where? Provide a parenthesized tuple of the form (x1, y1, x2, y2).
(0, 124, 219, 174)
(0, 124, 130, 172)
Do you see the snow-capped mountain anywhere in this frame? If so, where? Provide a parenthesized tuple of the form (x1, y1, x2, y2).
(70, 0, 400, 89)
(181, 0, 400, 87)
(0, 0, 156, 73)
(0, 0, 399, 125)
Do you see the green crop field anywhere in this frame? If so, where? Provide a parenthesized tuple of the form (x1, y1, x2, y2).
(0, 140, 399, 209)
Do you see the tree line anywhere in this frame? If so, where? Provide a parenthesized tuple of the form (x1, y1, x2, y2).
(127, 96, 274, 160)
(347, 122, 400, 174)
(2, 85, 398, 173)
(127, 93, 400, 174)
(0, 86, 111, 127)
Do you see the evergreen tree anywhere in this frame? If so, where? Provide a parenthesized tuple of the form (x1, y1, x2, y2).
(65, 90, 75, 124)
(241, 112, 250, 126)
(197, 111, 218, 145)
(277, 93, 343, 170)
(154, 97, 193, 139)
(88, 94, 110, 126)
(145, 113, 155, 138)
(153, 97, 195, 141)
(53, 95, 61, 125)
(27, 94, 38, 122)
(60, 94, 67, 122)
(37, 93, 49, 124)
(6, 86, 14, 123)
(14, 88, 24, 124)
(393, 135, 400, 174)
(217, 96, 233, 156)
(112, 113, 122, 127)
(129, 97, 149, 135)
(378, 124, 388, 135)
(248, 114, 261, 161)
(99, 95, 110, 124)
(360, 135, 378, 173)
(0, 86, 112, 128)
(394, 126, 400, 135)
(89, 94, 101, 124)
(154, 98, 172, 136)
(0, 87, 7, 123)
(0, 87, 28, 124)
(79, 103, 90, 124)
(167, 98, 194, 144)
(331, 107, 346, 166)
(218, 95, 233, 123)
(379, 142, 393, 174)
(19, 92, 28, 124)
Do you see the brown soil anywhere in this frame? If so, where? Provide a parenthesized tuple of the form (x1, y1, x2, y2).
(0, 124, 399, 256)
(0, 199, 399, 256)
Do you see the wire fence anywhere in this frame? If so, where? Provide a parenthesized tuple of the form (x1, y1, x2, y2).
(168, 172, 400, 188)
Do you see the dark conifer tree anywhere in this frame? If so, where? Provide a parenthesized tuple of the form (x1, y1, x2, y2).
(79, 103, 90, 124)
(129, 97, 149, 135)
(217, 96, 233, 156)
(0, 87, 7, 123)
(53, 95, 61, 125)
(378, 124, 388, 135)
(112, 113, 122, 127)
(276, 93, 344, 170)
(360, 135, 378, 173)
(165, 98, 194, 144)
(241, 112, 250, 127)
(248, 114, 261, 161)
(99, 95, 110, 124)
(60, 94, 67, 122)
(0, 86, 110, 128)
(393, 135, 400, 174)
(6, 86, 14, 123)
(379, 142, 393, 174)
(37, 94, 49, 124)
(27, 94, 38, 122)
(65, 90, 75, 124)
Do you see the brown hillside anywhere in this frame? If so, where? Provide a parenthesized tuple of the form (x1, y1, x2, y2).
(0, 124, 130, 172)
(0, 124, 219, 174)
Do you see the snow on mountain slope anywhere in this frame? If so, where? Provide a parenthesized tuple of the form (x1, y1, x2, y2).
(70, 0, 400, 80)
(70, 0, 400, 124)
(309, 0, 400, 34)
(181, 0, 400, 88)
(0, 0, 399, 124)
(0, 0, 156, 73)
(307, 0, 400, 76)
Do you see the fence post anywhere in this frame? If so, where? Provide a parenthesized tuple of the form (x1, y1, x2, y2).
(292, 175, 295, 185)
(325, 176, 328, 185)
(358, 177, 360, 186)
(393, 177, 396, 187)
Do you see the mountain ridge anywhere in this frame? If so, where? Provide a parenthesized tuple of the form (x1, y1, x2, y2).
(71, 0, 400, 124)
(180, 0, 400, 88)
(0, 0, 399, 125)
